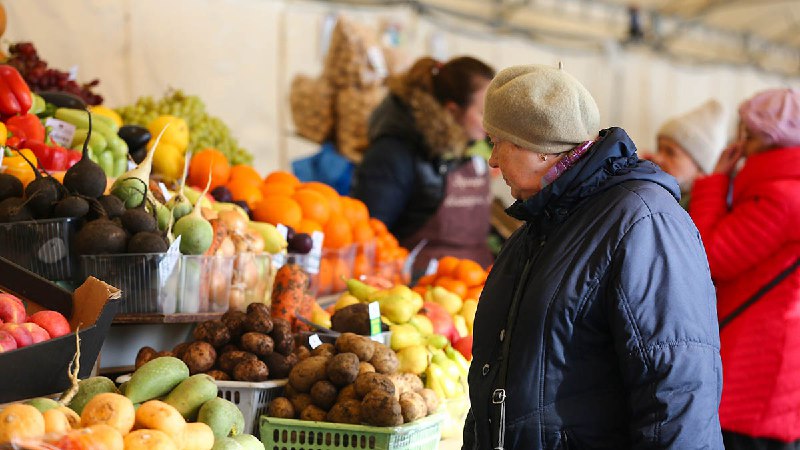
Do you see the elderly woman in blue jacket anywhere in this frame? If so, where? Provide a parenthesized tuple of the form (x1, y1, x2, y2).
(463, 65, 724, 449)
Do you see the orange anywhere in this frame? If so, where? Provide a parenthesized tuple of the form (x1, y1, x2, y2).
(331, 257, 351, 292)
(260, 182, 295, 197)
(323, 214, 353, 249)
(302, 182, 342, 215)
(252, 195, 302, 228)
(369, 218, 388, 235)
(353, 253, 372, 278)
(188, 148, 230, 190)
(342, 197, 370, 225)
(226, 178, 263, 209)
(455, 259, 486, 287)
(436, 276, 468, 299)
(436, 256, 461, 278)
(317, 258, 333, 295)
(228, 164, 262, 187)
(352, 220, 375, 243)
(466, 285, 483, 301)
(264, 170, 300, 188)
(416, 274, 436, 287)
(293, 189, 331, 225)
(412, 286, 427, 297)
(296, 218, 323, 234)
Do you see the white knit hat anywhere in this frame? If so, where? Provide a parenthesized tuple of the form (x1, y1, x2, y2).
(657, 99, 728, 174)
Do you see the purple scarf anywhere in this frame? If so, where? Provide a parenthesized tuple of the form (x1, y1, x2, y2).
(541, 139, 596, 188)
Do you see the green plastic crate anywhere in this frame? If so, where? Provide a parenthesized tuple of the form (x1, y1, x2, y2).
(260, 413, 444, 450)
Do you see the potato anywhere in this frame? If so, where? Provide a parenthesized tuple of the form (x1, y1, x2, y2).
(354, 372, 395, 399)
(336, 384, 357, 403)
(240, 332, 274, 357)
(399, 392, 427, 423)
(369, 344, 398, 374)
(419, 389, 439, 415)
(135, 347, 157, 370)
(360, 390, 402, 426)
(335, 333, 374, 361)
(358, 362, 375, 375)
(288, 356, 329, 392)
(244, 312, 273, 334)
(221, 310, 247, 340)
(267, 397, 295, 419)
(311, 343, 335, 358)
(289, 393, 313, 415)
(300, 405, 328, 422)
(246, 302, 271, 317)
(388, 373, 424, 399)
(273, 333, 295, 356)
(204, 370, 230, 381)
(310, 381, 338, 411)
(182, 341, 217, 374)
(155, 350, 175, 358)
(192, 320, 231, 348)
(219, 344, 239, 355)
(218, 351, 258, 373)
(264, 352, 296, 379)
(172, 343, 190, 360)
(327, 353, 360, 387)
(232, 359, 269, 382)
(326, 399, 361, 425)
(284, 383, 299, 399)
(294, 346, 311, 361)
(270, 318, 292, 341)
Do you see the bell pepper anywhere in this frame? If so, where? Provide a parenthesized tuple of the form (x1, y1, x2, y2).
(0, 65, 33, 116)
(2, 148, 38, 188)
(65, 149, 81, 169)
(0, 122, 6, 146)
(6, 114, 45, 143)
(26, 140, 73, 172)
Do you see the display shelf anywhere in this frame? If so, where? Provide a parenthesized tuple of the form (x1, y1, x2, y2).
(112, 312, 224, 324)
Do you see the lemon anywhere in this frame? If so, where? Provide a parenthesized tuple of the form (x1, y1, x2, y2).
(149, 140, 185, 182)
(88, 105, 123, 128)
(148, 115, 189, 152)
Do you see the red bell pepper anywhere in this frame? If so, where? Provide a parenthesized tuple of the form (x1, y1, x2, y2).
(65, 149, 81, 169)
(0, 65, 32, 116)
(5, 122, 25, 148)
(26, 140, 73, 172)
(49, 146, 68, 171)
(6, 114, 45, 143)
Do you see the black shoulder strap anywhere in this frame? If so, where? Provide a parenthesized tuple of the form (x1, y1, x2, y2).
(719, 258, 800, 330)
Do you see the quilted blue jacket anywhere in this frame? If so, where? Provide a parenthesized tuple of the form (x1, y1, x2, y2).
(463, 128, 723, 449)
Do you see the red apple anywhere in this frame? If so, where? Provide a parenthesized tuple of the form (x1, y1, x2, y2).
(0, 323, 33, 348)
(21, 323, 50, 344)
(0, 330, 17, 353)
(29, 310, 71, 338)
(421, 302, 457, 343)
(0, 293, 26, 324)
(452, 334, 473, 361)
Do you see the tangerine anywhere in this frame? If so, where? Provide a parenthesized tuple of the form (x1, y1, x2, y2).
(260, 182, 295, 197)
(323, 214, 353, 249)
(436, 276, 468, 299)
(436, 256, 461, 277)
(416, 274, 437, 287)
(188, 148, 230, 190)
(264, 170, 300, 187)
(296, 218, 323, 234)
(352, 220, 375, 243)
(369, 218, 388, 235)
(252, 195, 302, 228)
(455, 259, 486, 287)
(303, 181, 343, 216)
(226, 178, 263, 209)
(342, 197, 370, 225)
(353, 253, 372, 278)
(466, 286, 483, 301)
(228, 165, 262, 187)
(293, 189, 331, 225)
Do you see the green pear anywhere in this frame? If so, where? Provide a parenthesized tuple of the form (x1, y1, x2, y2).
(408, 314, 434, 336)
(397, 344, 429, 375)
(426, 334, 449, 349)
(378, 293, 417, 324)
(428, 286, 463, 315)
(390, 323, 425, 350)
(346, 278, 377, 302)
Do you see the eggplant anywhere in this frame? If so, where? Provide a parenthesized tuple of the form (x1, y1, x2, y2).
(36, 91, 86, 109)
(118, 125, 151, 164)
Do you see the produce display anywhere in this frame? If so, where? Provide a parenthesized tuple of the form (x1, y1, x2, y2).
(0, 292, 71, 351)
(116, 89, 254, 167)
(266, 332, 439, 427)
(134, 304, 300, 382)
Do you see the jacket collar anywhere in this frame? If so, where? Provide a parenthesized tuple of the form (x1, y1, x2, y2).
(734, 147, 800, 197)
(506, 127, 680, 222)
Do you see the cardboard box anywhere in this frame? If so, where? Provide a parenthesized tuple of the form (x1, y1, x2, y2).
(0, 256, 121, 403)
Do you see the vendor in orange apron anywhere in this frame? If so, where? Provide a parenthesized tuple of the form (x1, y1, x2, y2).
(401, 156, 493, 275)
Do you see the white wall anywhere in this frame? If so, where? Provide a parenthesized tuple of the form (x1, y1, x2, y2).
(5, 0, 799, 174)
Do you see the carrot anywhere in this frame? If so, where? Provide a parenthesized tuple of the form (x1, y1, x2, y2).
(204, 219, 228, 256)
(270, 263, 311, 331)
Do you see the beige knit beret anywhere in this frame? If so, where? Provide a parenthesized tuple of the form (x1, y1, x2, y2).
(657, 99, 727, 174)
(483, 64, 600, 154)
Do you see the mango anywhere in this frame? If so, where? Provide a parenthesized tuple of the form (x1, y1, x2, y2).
(232, 434, 264, 450)
(198, 398, 245, 439)
(125, 357, 190, 404)
(25, 397, 60, 413)
(163, 374, 218, 421)
(211, 437, 244, 450)
(182, 422, 215, 450)
(67, 376, 119, 415)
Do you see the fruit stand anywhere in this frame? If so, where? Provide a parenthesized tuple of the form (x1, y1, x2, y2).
(0, 17, 482, 448)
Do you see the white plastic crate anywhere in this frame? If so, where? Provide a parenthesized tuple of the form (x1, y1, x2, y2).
(216, 379, 286, 438)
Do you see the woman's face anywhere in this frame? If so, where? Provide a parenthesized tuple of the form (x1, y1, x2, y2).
(651, 136, 701, 190)
(449, 79, 490, 141)
(488, 135, 561, 200)
(738, 122, 770, 157)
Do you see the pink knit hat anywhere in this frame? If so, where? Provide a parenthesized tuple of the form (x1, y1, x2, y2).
(738, 88, 800, 148)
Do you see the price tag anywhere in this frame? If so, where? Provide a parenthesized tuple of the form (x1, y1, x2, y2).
(308, 334, 323, 349)
(159, 236, 182, 282)
(307, 231, 324, 275)
(44, 118, 76, 148)
(368, 301, 382, 337)
(425, 258, 439, 276)
(276, 224, 288, 240)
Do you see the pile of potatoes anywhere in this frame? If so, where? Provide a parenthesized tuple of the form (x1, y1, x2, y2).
(135, 303, 300, 382)
(267, 333, 439, 427)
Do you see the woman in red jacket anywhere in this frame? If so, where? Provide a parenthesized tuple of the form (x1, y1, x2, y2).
(690, 88, 800, 449)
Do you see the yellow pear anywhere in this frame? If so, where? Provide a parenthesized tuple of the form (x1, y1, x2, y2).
(311, 305, 332, 329)
(378, 292, 417, 324)
(459, 300, 478, 335)
(408, 314, 434, 336)
(389, 323, 425, 351)
(429, 286, 463, 316)
(453, 315, 469, 340)
(335, 293, 360, 311)
(397, 345, 429, 374)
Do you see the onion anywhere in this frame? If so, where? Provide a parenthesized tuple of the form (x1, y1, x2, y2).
(218, 209, 248, 235)
(229, 287, 246, 312)
(245, 228, 265, 253)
